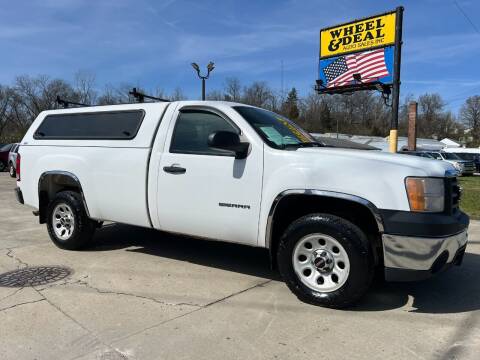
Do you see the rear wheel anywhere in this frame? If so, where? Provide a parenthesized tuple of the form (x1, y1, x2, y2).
(46, 191, 96, 250)
(0, 162, 5, 172)
(277, 213, 374, 308)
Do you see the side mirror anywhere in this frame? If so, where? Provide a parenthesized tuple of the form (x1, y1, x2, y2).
(208, 131, 249, 159)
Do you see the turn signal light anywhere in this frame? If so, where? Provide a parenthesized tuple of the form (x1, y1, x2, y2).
(405, 177, 444, 212)
(405, 178, 425, 211)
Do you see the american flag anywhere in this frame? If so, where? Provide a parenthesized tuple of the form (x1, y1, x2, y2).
(323, 49, 389, 88)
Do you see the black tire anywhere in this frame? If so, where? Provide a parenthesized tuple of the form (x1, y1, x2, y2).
(46, 191, 96, 250)
(0, 161, 5, 172)
(9, 162, 16, 177)
(277, 213, 374, 309)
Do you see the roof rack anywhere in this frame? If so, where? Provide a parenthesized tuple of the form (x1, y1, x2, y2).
(55, 88, 169, 109)
(129, 88, 169, 103)
(56, 96, 90, 108)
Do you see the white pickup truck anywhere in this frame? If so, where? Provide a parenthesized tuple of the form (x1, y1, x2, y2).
(14, 101, 469, 308)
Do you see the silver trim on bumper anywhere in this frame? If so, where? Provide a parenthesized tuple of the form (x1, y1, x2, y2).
(382, 230, 468, 271)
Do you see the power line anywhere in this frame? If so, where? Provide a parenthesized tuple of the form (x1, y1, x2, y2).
(444, 85, 480, 105)
(453, 0, 480, 34)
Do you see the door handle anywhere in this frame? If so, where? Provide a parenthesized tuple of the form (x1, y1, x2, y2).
(163, 165, 186, 174)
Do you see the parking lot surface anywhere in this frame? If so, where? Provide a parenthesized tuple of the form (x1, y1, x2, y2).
(0, 172, 479, 360)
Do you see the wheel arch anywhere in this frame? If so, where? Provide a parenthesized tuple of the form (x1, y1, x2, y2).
(38, 171, 90, 224)
(266, 190, 385, 268)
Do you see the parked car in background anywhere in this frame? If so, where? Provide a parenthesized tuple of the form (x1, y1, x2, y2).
(401, 151, 460, 175)
(8, 143, 20, 177)
(0, 143, 14, 172)
(453, 153, 480, 172)
(443, 147, 480, 159)
(423, 151, 475, 176)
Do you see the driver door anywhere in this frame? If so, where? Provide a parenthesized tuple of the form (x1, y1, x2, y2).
(156, 107, 263, 246)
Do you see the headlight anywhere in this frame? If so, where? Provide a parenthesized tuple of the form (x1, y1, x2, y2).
(405, 177, 444, 212)
(453, 162, 463, 171)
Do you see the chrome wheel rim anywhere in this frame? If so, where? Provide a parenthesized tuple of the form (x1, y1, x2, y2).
(9, 165, 14, 176)
(292, 233, 350, 293)
(52, 203, 75, 240)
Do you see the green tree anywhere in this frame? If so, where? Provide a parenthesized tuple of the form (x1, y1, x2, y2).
(283, 88, 300, 120)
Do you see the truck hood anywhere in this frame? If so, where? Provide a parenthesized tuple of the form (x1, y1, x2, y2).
(263, 146, 455, 212)
(296, 147, 454, 177)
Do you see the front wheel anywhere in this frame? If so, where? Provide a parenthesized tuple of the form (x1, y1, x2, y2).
(46, 191, 96, 250)
(277, 213, 374, 308)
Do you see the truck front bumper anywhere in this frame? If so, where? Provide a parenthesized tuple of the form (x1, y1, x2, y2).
(383, 230, 468, 281)
(380, 210, 469, 281)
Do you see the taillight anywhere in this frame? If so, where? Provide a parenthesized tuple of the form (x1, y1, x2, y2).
(16, 153, 21, 181)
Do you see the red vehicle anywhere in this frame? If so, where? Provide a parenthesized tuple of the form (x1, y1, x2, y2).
(0, 144, 14, 172)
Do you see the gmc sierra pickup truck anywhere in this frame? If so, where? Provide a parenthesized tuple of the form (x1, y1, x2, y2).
(14, 101, 469, 308)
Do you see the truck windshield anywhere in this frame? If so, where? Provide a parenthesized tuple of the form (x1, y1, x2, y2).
(233, 106, 319, 149)
(456, 153, 475, 160)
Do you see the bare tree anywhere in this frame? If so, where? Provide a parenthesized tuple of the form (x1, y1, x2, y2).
(243, 81, 273, 108)
(460, 95, 480, 142)
(74, 70, 97, 105)
(170, 87, 186, 101)
(97, 84, 122, 105)
(437, 111, 462, 140)
(224, 77, 242, 102)
(417, 93, 445, 138)
(0, 86, 13, 140)
(12, 75, 74, 129)
(155, 88, 167, 100)
(206, 90, 224, 100)
(300, 93, 337, 133)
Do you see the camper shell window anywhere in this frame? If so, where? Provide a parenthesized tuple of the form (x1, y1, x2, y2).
(33, 110, 145, 140)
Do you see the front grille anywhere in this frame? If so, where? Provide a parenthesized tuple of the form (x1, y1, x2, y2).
(464, 162, 475, 172)
(445, 177, 461, 214)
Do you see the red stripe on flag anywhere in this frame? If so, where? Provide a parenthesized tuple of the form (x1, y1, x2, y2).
(327, 48, 388, 88)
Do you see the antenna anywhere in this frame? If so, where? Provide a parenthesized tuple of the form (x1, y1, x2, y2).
(56, 96, 90, 108)
(129, 88, 169, 103)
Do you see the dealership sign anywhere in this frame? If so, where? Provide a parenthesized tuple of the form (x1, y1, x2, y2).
(320, 12, 396, 58)
(317, 9, 401, 94)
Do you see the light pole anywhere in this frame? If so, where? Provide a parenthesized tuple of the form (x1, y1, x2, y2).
(191, 62, 215, 100)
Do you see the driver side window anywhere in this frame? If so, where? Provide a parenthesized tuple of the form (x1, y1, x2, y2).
(170, 109, 238, 156)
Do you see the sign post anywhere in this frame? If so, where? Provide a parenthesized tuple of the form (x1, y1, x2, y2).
(389, 6, 404, 153)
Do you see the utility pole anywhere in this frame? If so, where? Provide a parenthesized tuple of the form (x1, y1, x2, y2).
(191, 62, 215, 100)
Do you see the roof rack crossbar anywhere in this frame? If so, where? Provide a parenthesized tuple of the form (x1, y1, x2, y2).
(129, 88, 169, 103)
(56, 96, 90, 108)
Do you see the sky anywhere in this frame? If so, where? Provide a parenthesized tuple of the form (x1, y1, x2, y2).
(0, 0, 479, 112)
